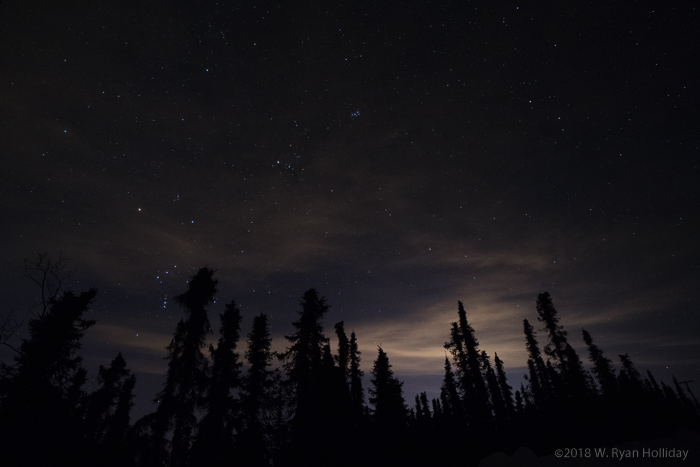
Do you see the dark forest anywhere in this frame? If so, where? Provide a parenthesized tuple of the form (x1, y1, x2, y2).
(1, 261, 697, 467)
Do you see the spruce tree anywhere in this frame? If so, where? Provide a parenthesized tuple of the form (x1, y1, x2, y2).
(0, 288, 97, 465)
(332, 321, 352, 428)
(190, 300, 242, 466)
(494, 353, 515, 419)
(514, 389, 524, 413)
(151, 268, 216, 467)
(563, 341, 590, 398)
(520, 383, 534, 411)
(279, 289, 331, 464)
(673, 377, 696, 413)
(240, 313, 280, 466)
(646, 370, 664, 400)
(335, 321, 350, 380)
(482, 351, 507, 426)
(444, 301, 491, 425)
(348, 331, 365, 419)
(431, 398, 443, 420)
(85, 353, 136, 445)
(420, 392, 431, 421)
(523, 318, 549, 407)
(281, 289, 330, 404)
(617, 354, 644, 395)
(415, 394, 426, 424)
(536, 292, 568, 368)
(83, 353, 136, 466)
(582, 329, 616, 397)
(439, 356, 463, 420)
(369, 346, 407, 429)
(535, 293, 587, 399)
(525, 358, 544, 409)
(320, 339, 348, 434)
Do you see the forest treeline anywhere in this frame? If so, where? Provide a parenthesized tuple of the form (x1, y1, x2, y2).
(0, 262, 698, 466)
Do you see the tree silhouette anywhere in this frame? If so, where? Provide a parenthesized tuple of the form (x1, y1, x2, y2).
(281, 289, 330, 403)
(84, 352, 137, 466)
(348, 330, 365, 419)
(367, 346, 410, 465)
(617, 353, 644, 395)
(189, 300, 242, 466)
(535, 292, 588, 400)
(150, 268, 216, 467)
(279, 288, 332, 465)
(240, 313, 280, 466)
(523, 318, 550, 407)
(335, 321, 350, 380)
(646, 370, 664, 400)
(1, 252, 75, 360)
(672, 377, 698, 415)
(444, 301, 491, 426)
(0, 309, 21, 356)
(494, 353, 515, 420)
(0, 287, 97, 466)
(582, 328, 617, 397)
(482, 350, 508, 426)
(536, 292, 568, 367)
(514, 388, 524, 413)
(439, 356, 463, 422)
(22, 251, 76, 315)
(369, 346, 407, 429)
(4, 259, 699, 466)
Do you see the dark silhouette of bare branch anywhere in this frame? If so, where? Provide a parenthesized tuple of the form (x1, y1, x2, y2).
(23, 251, 75, 316)
(0, 310, 21, 354)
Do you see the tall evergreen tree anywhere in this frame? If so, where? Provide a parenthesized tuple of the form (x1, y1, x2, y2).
(661, 381, 679, 404)
(322, 341, 336, 382)
(520, 383, 534, 411)
(0, 288, 97, 466)
(673, 377, 696, 413)
(535, 293, 588, 399)
(420, 392, 431, 418)
(494, 353, 515, 419)
(151, 268, 216, 467)
(646, 370, 664, 400)
(523, 318, 550, 407)
(440, 356, 463, 420)
(536, 292, 568, 368)
(582, 329, 617, 397)
(431, 398, 443, 421)
(413, 391, 432, 435)
(617, 353, 644, 395)
(482, 351, 508, 426)
(335, 321, 350, 380)
(348, 330, 365, 418)
(319, 337, 348, 437)
(514, 389, 524, 414)
(444, 301, 491, 425)
(332, 321, 353, 426)
(281, 289, 330, 404)
(563, 341, 590, 397)
(369, 346, 407, 429)
(279, 289, 332, 465)
(525, 358, 543, 407)
(190, 300, 242, 466)
(240, 313, 282, 466)
(415, 394, 426, 424)
(85, 353, 136, 447)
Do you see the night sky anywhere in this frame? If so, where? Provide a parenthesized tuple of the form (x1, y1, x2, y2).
(2, 1, 698, 417)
